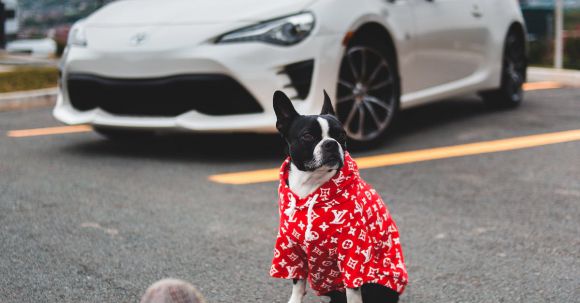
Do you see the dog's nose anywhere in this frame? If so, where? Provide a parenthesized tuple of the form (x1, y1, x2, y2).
(322, 140, 338, 151)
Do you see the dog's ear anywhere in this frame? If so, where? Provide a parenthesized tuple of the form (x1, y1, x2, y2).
(273, 90, 299, 134)
(321, 90, 336, 116)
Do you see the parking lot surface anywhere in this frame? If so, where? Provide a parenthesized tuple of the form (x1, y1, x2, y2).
(0, 87, 579, 302)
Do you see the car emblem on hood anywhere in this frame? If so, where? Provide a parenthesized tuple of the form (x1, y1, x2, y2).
(130, 32, 148, 46)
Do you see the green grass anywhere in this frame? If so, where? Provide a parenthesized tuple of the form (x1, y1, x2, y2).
(0, 67, 59, 93)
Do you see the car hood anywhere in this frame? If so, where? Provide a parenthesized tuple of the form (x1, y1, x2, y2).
(85, 0, 318, 26)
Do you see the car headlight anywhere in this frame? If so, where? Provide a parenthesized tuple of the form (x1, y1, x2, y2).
(68, 21, 87, 47)
(217, 12, 315, 46)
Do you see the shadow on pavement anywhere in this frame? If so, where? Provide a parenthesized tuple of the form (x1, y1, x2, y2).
(64, 132, 287, 163)
(64, 96, 494, 162)
(388, 96, 498, 143)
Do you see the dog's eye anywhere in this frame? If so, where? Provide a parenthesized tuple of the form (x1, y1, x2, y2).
(338, 131, 347, 141)
(302, 133, 314, 141)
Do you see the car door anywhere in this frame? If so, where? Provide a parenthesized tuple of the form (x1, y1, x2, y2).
(406, 0, 489, 94)
(373, 0, 416, 98)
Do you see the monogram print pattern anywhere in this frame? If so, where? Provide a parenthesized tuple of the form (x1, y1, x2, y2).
(270, 153, 408, 296)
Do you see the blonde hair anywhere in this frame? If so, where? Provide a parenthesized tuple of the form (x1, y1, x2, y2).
(140, 279, 207, 303)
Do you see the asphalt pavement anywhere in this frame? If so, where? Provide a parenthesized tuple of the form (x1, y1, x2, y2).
(0, 88, 579, 303)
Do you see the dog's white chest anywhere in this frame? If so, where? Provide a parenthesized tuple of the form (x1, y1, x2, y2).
(288, 163, 337, 198)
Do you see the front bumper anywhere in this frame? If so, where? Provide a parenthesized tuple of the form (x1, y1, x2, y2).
(54, 33, 343, 133)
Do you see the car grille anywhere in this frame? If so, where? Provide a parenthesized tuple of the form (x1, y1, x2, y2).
(66, 74, 263, 117)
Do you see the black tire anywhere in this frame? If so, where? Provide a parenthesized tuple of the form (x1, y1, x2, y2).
(93, 126, 155, 141)
(335, 35, 400, 149)
(480, 28, 527, 108)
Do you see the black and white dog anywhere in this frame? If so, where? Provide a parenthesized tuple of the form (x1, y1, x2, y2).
(270, 91, 407, 303)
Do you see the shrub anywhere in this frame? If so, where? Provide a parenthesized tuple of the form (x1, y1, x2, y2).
(564, 37, 580, 70)
(528, 37, 580, 70)
(528, 39, 553, 67)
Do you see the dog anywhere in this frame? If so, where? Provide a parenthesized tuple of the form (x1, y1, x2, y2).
(270, 91, 408, 303)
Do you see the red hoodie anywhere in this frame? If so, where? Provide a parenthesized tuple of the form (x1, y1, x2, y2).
(270, 153, 408, 296)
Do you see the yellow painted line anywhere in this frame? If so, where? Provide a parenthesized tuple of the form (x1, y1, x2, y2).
(523, 81, 563, 91)
(6, 125, 92, 138)
(209, 129, 580, 185)
(209, 167, 281, 185)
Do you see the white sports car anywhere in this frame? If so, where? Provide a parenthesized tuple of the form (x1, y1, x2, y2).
(54, 0, 527, 146)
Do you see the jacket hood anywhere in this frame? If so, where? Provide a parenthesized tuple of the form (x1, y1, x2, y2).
(85, 0, 318, 26)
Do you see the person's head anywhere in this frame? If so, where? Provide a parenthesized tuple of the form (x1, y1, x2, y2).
(140, 279, 206, 303)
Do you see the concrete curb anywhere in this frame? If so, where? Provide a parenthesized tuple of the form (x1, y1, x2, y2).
(0, 53, 59, 67)
(0, 87, 58, 112)
(528, 67, 580, 87)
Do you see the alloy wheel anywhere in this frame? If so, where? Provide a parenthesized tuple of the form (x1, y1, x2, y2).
(503, 33, 526, 102)
(336, 46, 397, 142)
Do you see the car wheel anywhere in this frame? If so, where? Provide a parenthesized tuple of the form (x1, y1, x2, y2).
(481, 29, 527, 108)
(93, 127, 154, 141)
(336, 40, 400, 148)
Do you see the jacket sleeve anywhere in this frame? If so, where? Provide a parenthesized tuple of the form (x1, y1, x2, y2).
(370, 195, 408, 294)
(337, 191, 408, 293)
(378, 212, 408, 294)
(270, 227, 308, 280)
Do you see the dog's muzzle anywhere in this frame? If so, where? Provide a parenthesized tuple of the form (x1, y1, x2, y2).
(321, 140, 344, 167)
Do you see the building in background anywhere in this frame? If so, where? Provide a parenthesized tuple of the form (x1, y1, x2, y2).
(520, 0, 580, 8)
(6, 0, 114, 56)
(17, 0, 114, 39)
(520, 0, 580, 69)
(3, 0, 19, 41)
(521, 0, 580, 39)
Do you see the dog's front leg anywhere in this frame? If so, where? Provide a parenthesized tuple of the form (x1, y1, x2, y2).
(346, 288, 362, 303)
(288, 279, 306, 303)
